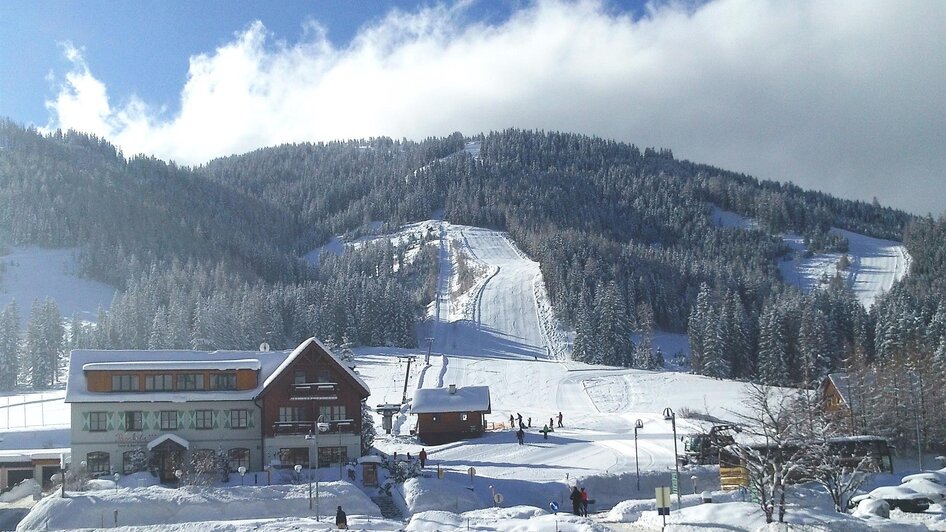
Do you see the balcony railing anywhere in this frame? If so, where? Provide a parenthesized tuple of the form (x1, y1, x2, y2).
(272, 419, 356, 436)
(290, 382, 338, 400)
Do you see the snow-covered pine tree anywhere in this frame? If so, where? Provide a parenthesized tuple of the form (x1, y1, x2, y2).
(757, 304, 788, 385)
(0, 300, 20, 390)
(361, 401, 376, 455)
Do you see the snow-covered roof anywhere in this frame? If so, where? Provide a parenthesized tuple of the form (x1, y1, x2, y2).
(147, 433, 189, 451)
(82, 359, 262, 372)
(263, 337, 370, 396)
(825, 372, 851, 406)
(411, 386, 491, 414)
(0, 449, 69, 463)
(66, 348, 294, 403)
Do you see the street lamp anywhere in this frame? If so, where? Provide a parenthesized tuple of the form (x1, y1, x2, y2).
(113, 473, 120, 492)
(663, 407, 681, 509)
(634, 419, 644, 491)
(174, 469, 182, 487)
(305, 417, 330, 519)
(238, 466, 247, 486)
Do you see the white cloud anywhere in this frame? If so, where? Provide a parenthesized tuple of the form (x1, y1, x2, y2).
(44, 0, 946, 215)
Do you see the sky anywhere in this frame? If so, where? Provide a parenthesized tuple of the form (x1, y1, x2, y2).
(1, 0, 944, 216)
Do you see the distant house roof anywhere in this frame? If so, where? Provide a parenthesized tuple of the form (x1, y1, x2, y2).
(824, 372, 851, 407)
(411, 386, 491, 414)
(65, 338, 370, 403)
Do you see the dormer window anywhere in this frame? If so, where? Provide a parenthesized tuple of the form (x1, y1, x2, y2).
(111, 375, 139, 392)
(176, 374, 205, 391)
(210, 373, 237, 390)
(293, 371, 306, 384)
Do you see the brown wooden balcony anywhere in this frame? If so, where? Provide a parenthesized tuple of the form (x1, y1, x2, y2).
(273, 419, 356, 436)
(289, 382, 339, 400)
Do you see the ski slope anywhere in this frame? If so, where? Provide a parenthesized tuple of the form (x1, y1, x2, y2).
(0, 247, 115, 327)
(359, 222, 763, 510)
(711, 206, 911, 308)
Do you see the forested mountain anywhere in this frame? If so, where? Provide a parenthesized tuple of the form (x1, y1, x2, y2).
(1, 121, 943, 409)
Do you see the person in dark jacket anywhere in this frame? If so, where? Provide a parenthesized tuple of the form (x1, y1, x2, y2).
(516, 427, 525, 445)
(569, 486, 582, 516)
(336, 505, 348, 529)
(419, 448, 427, 468)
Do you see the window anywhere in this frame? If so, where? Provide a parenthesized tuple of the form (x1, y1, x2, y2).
(86, 452, 110, 475)
(195, 410, 213, 430)
(317, 370, 332, 383)
(160, 411, 177, 430)
(319, 405, 346, 421)
(176, 374, 204, 390)
(210, 373, 236, 390)
(228, 448, 250, 472)
(293, 370, 306, 384)
(145, 374, 173, 391)
(461, 413, 468, 421)
(318, 446, 347, 467)
(111, 374, 139, 391)
(278, 407, 304, 423)
(230, 409, 249, 429)
(125, 411, 143, 431)
(278, 448, 309, 467)
(122, 450, 143, 474)
(89, 412, 108, 432)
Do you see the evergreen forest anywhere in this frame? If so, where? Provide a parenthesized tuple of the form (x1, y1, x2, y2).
(1, 120, 945, 451)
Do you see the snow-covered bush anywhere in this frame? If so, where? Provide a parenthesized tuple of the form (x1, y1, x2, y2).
(853, 498, 889, 519)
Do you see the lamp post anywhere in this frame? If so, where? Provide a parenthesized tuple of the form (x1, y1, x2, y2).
(634, 419, 644, 491)
(113, 473, 120, 492)
(663, 407, 681, 509)
(238, 466, 247, 486)
(305, 417, 330, 520)
(174, 469, 182, 488)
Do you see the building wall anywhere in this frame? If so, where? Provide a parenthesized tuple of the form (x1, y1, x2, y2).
(415, 411, 485, 444)
(70, 400, 263, 474)
(263, 433, 361, 470)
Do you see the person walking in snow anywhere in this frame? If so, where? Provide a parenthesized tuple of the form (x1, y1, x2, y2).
(569, 486, 582, 516)
(509, 414, 515, 427)
(580, 487, 589, 516)
(517, 413, 523, 426)
(419, 448, 427, 468)
(549, 418, 554, 431)
(542, 424, 549, 440)
(557, 411, 564, 428)
(336, 505, 348, 529)
(527, 417, 531, 428)
(516, 427, 525, 445)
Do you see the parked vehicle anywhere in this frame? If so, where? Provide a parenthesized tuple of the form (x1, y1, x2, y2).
(849, 486, 932, 513)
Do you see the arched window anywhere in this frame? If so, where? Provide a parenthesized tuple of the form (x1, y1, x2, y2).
(87, 452, 110, 476)
(228, 448, 250, 472)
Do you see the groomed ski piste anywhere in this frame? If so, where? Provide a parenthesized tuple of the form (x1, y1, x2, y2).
(6, 220, 937, 531)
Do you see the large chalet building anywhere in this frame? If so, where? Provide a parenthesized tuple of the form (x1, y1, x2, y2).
(65, 338, 369, 481)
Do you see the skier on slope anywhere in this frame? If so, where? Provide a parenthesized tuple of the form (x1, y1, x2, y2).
(569, 486, 582, 516)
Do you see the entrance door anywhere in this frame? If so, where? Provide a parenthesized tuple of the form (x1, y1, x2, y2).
(152, 449, 184, 483)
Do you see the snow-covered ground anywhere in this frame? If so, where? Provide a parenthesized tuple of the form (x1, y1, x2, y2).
(710, 207, 910, 308)
(8, 219, 935, 530)
(0, 247, 116, 326)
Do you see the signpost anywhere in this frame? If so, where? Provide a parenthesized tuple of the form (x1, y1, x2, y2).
(656, 486, 671, 529)
(468, 467, 476, 489)
(670, 471, 679, 496)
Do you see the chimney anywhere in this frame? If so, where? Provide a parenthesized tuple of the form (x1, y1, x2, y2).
(448, 384, 457, 394)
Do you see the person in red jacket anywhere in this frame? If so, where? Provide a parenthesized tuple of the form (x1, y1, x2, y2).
(580, 487, 589, 516)
(418, 448, 427, 468)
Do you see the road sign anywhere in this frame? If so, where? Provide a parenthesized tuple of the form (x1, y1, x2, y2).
(549, 501, 559, 514)
(670, 471, 679, 495)
(655, 486, 671, 514)
(494, 492, 504, 504)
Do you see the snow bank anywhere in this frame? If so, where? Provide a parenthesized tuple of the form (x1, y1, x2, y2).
(0, 478, 40, 503)
(406, 505, 606, 531)
(400, 476, 486, 514)
(16, 481, 380, 531)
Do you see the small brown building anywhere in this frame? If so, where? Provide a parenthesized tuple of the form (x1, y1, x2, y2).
(820, 372, 851, 414)
(411, 384, 490, 445)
